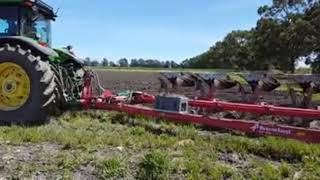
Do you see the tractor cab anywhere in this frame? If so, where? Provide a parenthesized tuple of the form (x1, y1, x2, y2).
(0, 0, 56, 46)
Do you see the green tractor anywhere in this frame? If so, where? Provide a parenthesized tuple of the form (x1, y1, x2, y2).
(0, 0, 85, 125)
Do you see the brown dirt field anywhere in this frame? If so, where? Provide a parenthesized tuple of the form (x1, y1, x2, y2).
(96, 70, 295, 105)
(96, 71, 160, 94)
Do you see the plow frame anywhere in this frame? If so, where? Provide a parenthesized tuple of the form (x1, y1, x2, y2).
(80, 71, 320, 143)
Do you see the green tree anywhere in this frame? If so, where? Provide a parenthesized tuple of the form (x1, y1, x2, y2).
(184, 30, 258, 70)
(304, 1, 320, 72)
(90, 60, 100, 66)
(138, 58, 146, 67)
(130, 59, 139, 67)
(109, 61, 117, 67)
(256, 0, 317, 73)
(215, 30, 256, 70)
(84, 57, 91, 66)
(102, 58, 109, 67)
(118, 58, 129, 67)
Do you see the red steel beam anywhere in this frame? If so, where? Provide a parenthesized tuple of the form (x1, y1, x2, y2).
(136, 94, 320, 118)
(90, 101, 320, 144)
(188, 100, 320, 119)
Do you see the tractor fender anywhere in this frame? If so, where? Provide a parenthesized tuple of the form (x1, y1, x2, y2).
(0, 36, 58, 59)
(54, 48, 84, 65)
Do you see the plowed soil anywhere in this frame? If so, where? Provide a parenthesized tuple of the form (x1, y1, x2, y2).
(95, 70, 300, 105)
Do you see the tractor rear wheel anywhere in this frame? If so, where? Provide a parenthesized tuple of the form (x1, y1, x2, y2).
(0, 44, 57, 125)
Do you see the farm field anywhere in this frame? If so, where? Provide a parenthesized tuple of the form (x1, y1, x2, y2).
(0, 70, 319, 179)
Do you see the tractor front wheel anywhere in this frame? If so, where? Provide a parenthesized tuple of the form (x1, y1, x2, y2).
(0, 44, 57, 125)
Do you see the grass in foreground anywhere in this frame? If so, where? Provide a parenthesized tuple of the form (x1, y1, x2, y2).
(0, 111, 319, 179)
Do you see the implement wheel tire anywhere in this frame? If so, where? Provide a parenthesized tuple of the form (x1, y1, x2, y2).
(0, 44, 57, 125)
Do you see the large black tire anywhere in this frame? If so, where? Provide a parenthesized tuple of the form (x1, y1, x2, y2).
(0, 44, 57, 125)
(51, 64, 68, 109)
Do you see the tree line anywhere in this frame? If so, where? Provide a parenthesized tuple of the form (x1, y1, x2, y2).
(83, 57, 180, 68)
(182, 0, 320, 73)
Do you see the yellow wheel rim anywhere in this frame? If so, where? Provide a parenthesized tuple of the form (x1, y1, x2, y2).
(0, 62, 30, 111)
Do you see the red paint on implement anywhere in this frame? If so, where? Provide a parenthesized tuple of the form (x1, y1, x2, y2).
(129, 95, 320, 119)
(188, 99, 320, 119)
(90, 102, 320, 143)
(80, 71, 320, 143)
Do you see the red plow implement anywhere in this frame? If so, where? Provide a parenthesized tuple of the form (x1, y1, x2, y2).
(81, 71, 320, 143)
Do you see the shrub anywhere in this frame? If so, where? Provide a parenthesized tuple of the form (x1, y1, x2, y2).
(279, 162, 291, 178)
(209, 164, 237, 180)
(137, 150, 171, 180)
(95, 157, 126, 179)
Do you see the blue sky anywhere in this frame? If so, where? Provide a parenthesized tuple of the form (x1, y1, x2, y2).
(46, 0, 271, 62)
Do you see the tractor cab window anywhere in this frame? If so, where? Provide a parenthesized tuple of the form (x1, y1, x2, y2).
(34, 16, 51, 45)
(0, 6, 19, 36)
(21, 11, 51, 46)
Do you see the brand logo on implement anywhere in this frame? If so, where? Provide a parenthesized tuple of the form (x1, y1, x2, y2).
(250, 123, 260, 132)
(250, 123, 292, 135)
(297, 132, 306, 137)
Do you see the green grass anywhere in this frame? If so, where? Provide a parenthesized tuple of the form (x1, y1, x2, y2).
(313, 93, 320, 102)
(94, 157, 126, 179)
(137, 150, 171, 180)
(0, 111, 319, 178)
